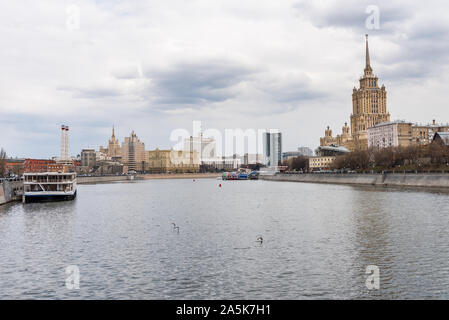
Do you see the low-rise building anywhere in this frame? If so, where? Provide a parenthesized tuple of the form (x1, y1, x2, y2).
(368, 121, 413, 149)
(412, 120, 449, 145)
(81, 149, 96, 168)
(95, 151, 110, 161)
(315, 145, 350, 156)
(433, 132, 449, 146)
(368, 119, 449, 149)
(147, 149, 200, 173)
(282, 147, 314, 161)
(5, 158, 25, 176)
(94, 161, 123, 175)
(309, 156, 336, 170)
(23, 159, 56, 173)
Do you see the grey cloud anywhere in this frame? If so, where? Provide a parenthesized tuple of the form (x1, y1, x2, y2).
(112, 66, 142, 80)
(380, 23, 449, 81)
(294, 0, 449, 80)
(134, 61, 325, 115)
(57, 86, 122, 99)
(109, 60, 326, 116)
(261, 75, 325, 104)
(141, 60, 257, 108)
(294, 0, 413, 33)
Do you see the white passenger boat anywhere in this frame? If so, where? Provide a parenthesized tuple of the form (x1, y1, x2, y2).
(23, 172, 77, 203)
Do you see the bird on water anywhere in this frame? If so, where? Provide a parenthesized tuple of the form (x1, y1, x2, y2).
(256, 236, 263, 243)
(171, 223, 180, 233)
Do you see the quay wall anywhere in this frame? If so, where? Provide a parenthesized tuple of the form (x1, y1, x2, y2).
(0, 181, 24, 205)
(141, 173, 220, 180)
(76, 175, 132, 184)
(77, 173, 219, 184)
(260, 173, 449, 188)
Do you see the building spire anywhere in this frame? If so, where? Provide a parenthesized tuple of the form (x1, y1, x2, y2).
(364, 34, 373, 76)
(365, 34, 370, 68)
(112, 124, 115, 138)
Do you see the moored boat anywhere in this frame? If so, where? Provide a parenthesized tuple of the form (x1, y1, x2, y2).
(23, 172, 77, 203)
(222, 171, 259, 180)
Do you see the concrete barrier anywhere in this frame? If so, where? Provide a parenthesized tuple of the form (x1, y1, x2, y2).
(261, 173, 449, 188)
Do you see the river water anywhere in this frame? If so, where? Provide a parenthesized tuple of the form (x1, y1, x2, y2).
(1, 178, 449, 299)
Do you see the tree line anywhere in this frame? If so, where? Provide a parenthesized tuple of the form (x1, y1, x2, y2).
(281, 156, 309, 171)
(281, 142, 449, 172)
(331, 143, 449, 171)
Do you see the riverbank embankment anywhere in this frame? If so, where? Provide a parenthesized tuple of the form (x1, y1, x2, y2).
(0, 180, 23, 205)
(77, 173, 220, 184)
(260, 173, 449, 188)
(76, 175, 132, 184)
(140, 173, 220, 180)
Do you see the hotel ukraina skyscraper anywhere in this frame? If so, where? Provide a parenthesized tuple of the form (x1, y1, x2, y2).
(321, 35, 390, 151)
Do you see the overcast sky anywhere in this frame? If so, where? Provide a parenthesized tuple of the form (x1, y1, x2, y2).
(1, 0, 449, 158)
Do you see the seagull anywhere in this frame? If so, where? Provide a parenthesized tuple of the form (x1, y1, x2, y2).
(171, 222, 180, 233)
(256, 236, 263, 243)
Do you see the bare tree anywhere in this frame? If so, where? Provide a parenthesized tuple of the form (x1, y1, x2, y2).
(428, 142, 446, 165)
(331, 143, 449, 172)
(373, 147, 395, 168)
(289, 156, 309, 171)
(0, 148, 6, 177)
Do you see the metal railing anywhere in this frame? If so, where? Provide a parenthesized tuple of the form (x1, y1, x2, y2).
(0, 177, 24, 182)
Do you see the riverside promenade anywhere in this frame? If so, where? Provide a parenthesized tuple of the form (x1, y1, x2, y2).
(261, 172, 449, 189)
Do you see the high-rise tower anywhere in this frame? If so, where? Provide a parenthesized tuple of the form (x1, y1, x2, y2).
(320, 35, 390, 151)
(350, 34, 390, 146)
(107, 124, 121, 158)
(60, 125, 69, 161)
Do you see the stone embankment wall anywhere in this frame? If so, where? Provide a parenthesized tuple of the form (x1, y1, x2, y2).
(76, 175, 133, 184)
(0, 181, 23, 205)
(261, 173, 449, 188)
